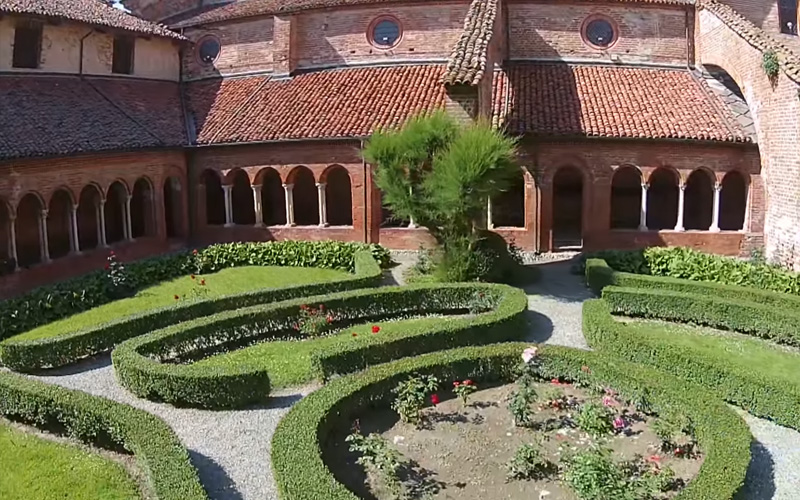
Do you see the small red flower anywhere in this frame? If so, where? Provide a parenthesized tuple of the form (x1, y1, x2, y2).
(674, 448, 684, 455)
(192, 249, 198, 255)
(326, 315, 333, 324)
(293, 323, 300, 330)
(551, 378, 560, 385)
(200, 279, 206, 286)
(190, 274, 196, 280)
(371, 325, 380, 333)
(453, 381, 460, 387)
(173, 294, 180, 300)
(463, 379, 473, 386)
(646, 455, 662, 464)
(109, 250, 115, 256)
(351, 332, 358, 337)
(300, 304, 308, 310)
(430, 394, 440, 405)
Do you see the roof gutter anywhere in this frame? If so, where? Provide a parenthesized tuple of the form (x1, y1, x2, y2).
(189, 136, 366, 149)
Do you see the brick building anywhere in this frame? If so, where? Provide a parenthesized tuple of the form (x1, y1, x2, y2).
(0, 0, 799, 295)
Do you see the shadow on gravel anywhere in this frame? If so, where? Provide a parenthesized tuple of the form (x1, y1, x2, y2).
(524, 310, 554, 343)
(249, 393, 305, 410)
(189, 450, 244, 500)
(31, 353, 112, 376)
(734, 440, 776, 500)
(523, 257, 594, 303)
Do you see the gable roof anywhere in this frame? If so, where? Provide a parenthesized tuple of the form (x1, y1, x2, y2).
(0, 0, 184, 40)
(443, 0, 498, 86)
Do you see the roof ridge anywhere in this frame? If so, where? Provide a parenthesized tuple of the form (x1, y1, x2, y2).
(444, 0, 499, 86)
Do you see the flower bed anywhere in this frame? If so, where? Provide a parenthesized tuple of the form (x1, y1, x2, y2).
(271, 343, 751, 500)
(0, 371, 207, 500)
(0, 250, 382, 371)
(112, 284, 528, 409)
(583, 299, 800, 430)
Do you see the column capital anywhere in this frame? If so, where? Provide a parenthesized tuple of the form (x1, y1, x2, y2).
(71, 203, 79, 212)
(714, 181, 722, 192)
(40, 208, 49, 219)
(282, 183, 294, 190)
(222, 184, 233, 192)
(678, 181, 687, 191)
(252, 184, 263, 190)
(315, 182, 326, 189)
(641, 182, 649, 190)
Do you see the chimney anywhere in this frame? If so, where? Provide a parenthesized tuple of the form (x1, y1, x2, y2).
(273, 15, 297, 79)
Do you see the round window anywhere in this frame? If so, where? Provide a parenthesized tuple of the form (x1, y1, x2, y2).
(583, 18, 616, 48)
(371, 18, 401, 48)
(197, 36, 221, 65)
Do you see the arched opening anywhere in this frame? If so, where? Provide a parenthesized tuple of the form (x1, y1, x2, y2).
(48, 189, 73, 259)
(163, 177, 183, 238)
(684, 169, 714, 230)
(77, 185, 102, 251)
(492, 169, 525, 228)
(720, 171, 747, 231)
(230, 169, 255, 225)
(552, 166, 583, 248)
(0, 200, 11, 270)
(256, 168, 286, 226)
(290, 166, 319, 225)
(202, 170, 225, 225)
(646, 168, 678, 230)
(324, 166, 353, 226)
(131, 177, 154, 238)
(105, 181, 127, 245)
(16, 193, 43, 267)
(610, 166, 641, 230)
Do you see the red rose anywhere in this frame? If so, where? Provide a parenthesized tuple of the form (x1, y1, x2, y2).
(200, 279, 206, 286)
(104, 263, 110, 270)
(453, 381, 460, 387)
(430, 394, 440, 405)
(326, 315, 333, 324)
(371, 325, 380, 333)
(464, 379, 473, 386)
(300, 304, 308, 310)
(192, 249, 198, 255)
(174, 295, 179, 300)
(190, 274, 195, 280)
(675, 448, 683, 455)
(351, 332, 357, 337)
(551, 378, 560, 385)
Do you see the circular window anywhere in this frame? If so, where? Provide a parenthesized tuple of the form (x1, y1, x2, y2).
(369, 17, 401, 48)
(582, 16, 617, 49)
(197, 36, 221, 65)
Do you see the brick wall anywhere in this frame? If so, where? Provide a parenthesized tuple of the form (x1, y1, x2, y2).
(125, 0, 200, 22)
(508, 1, 689, 65)
(183, 18, 275, 80)
(719, 0, 780, 32)
(696, 8, 800, 268)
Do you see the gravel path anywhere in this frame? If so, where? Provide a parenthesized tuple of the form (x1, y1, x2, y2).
(28, 356, 315, 500)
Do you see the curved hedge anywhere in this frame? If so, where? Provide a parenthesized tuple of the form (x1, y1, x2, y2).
(1, 250, 382, 372)
(112, 283, 528, 409)
(271, 343, 751, 500)
(583, 299, 800, 430)
(0, 371, 207, 500)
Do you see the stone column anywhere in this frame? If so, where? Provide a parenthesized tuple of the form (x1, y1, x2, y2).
(8, 214, 18, 271)
(283, 183, 295, 226)
(674, 182, 686, 232)
(639, 183, 648, 231)
(252, 184, 264, 227)
(39, 209, 51, 263)
(316, 182, 328, 227)
(487, 197, 494, 229)
(742, 181, 751, 233)
(124, 194, 134, 241)
(70, 204, 81, 255)
(97, 199, 108, 248)
(710, 181, 722, 232)
(222, 185, 234, 227)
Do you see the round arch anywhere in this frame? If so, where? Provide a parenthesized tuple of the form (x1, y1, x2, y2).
(684, 168, 715, 230)
(77, 184, 103, 251)
(163, 177, 184, 238)
(610, 166, 642, 230)
(105, 181, 128, 244)
(287, 166, 318, 226)
(552, 166, 584, 248)
(646, 167, 679, 230)
(16, 192, 44, 267)
(229, 169, 255, 225)
(48, 189, 74, 259)
(255, 167, 286, 226)
(201, 169, 225, 226)
(131, 177, 155, 238)
(719, 170, 748, 231)
(322, 165, 352, 226)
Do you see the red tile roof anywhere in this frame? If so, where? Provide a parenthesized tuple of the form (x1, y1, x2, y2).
(186, 65, 447, 144)
(0, 0, 183, 40)
(492, 63, 751, 143)
(0, 75, 186, 160)
(443, 0, 498, 86)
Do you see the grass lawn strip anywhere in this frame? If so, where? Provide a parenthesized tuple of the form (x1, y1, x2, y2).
(0, 420, 140, 500)
(12, 266, 349, 343)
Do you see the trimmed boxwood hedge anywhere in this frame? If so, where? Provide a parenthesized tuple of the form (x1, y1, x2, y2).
(0, 371, 207, 500)
(112, 283, 528, 409)
(0, 250, 382, 372)
(583, 299, 800, 430)
(271, 343, 751, 500)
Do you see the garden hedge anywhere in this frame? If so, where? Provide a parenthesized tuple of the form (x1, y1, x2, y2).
(0, 240, 390, 342)
(0, 250, 382, 371)
(271, 343, 751, 500)
(583, 299, 800, 430)
(0, 371, 207, 500)
(112, 283, 528, 409)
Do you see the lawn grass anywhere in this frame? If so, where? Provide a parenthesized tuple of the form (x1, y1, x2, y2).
(627, 319, 800, 386)
(193, 316, 449, 389)
(0, 421, 140, 500)
(10, 266, 349, 343)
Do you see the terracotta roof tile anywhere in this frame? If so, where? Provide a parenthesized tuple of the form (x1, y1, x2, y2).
(443, 0, 498, 86)
(493, 63, 751, 143)
(700, 0, 800, 83)
(187, 65, 447, 144)
(0, 75, 186, 160)
(0, 0, 183, 39)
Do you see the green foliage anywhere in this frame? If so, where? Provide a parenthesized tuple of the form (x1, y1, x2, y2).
(113, 283, 527, 409)
(391, 374, 439, 426)
(294, 304, 334, 337)
(272, 343, 750, 500)
(104, 251, 134, 299)
(508, 384, 537, 428)
(0, 241, 390, 343)
(365, 111, 520, 282)
(1, 249, 383, 372)
(575, 402, 614, 437)
(763, 49, 780, 79)
(506, 442, 554, 481)
(452, 379, 477, 406)
(346, 430, 405, 497)
(0, 371, 207, 500)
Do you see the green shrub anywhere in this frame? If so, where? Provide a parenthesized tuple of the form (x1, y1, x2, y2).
(112, 283, 528, 409)
(0, 250, 382, 371)
(583, 298, 800, 430)
(0, 371, 207, 500)
(271, 343, 750, 500)
(0, 241, 389, 343)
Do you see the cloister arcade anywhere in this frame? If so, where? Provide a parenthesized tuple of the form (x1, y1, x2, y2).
(0, 176, 178, 271)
